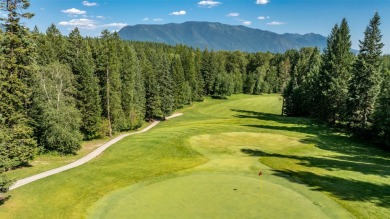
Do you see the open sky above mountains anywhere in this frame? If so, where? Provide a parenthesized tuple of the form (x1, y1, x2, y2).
(22, 0, 390, 53)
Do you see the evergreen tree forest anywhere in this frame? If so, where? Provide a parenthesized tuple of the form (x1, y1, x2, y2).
(0, 1, 388, 192)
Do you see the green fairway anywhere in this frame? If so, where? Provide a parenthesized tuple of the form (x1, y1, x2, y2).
(1, 94, 389, 218)
(89, 174, 331, 219)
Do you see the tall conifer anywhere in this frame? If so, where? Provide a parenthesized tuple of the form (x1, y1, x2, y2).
(317, 19, 354, 123)
(373, 70, 390, 147)
(0, 0, 38, 191)
(347, 12, 384, 131)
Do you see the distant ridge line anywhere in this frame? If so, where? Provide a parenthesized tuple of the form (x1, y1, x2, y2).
(118, 21, 327, 53)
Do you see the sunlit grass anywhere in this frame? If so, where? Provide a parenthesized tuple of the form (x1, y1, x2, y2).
(0, 94, 389, 219)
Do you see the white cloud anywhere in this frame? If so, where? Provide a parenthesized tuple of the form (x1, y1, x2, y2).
(61, 8, 86, 15)
(256, 0, 270, 4)
(58, 18, 97, 29)
(267, 21, 286, 25)
(170, 10, 187, 16)
(101, 23, 128, 28)
(198, 0, 222, 8)
(227, 13, 239, 17)
(153, 18, 163, 22)
(258, 16, 266, 20)
(242, 21, 252, 26)
(143, 17, 150, 21)
(59, 18, 128, 30)
(96, 16, 105, 19)
(82, 1, 98, 7)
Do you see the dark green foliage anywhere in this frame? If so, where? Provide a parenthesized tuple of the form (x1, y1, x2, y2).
(73, 39, 102, 140)
(245, 66, 268, 95)
(120, 44, 145, 129)
(225, 51, 247, 94)
(212, 52, 234, 98)
(145, 68, 162, 120)
(0, 0, 37, 190)
(95, 30, 125, 135)
(213, 71, 234, 98)
(171, 54, 188, 108)
(34, 62, 82, 154)
(347, 13, 384, 131)
(157, 54, 174, 118)
(0, 173, 13, 193)
(244, 52, 282, 95)
(201, 49, 217, 95)
(42, 24, 68, 64)
(283, 48, 321, 116)
(193, 48, 205, 101)
(372, 70, 390, 147)
(316, 19, 354, 124)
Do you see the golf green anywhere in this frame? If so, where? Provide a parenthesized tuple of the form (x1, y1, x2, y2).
(88, 174, 330, 219)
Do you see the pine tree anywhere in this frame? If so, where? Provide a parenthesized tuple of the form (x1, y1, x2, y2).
(96, 30, 124, 135)
(143, 48, 162, 120)
(67, 28, 83, 68)
(0, 0, 37, 191)
(75, 41, 102, 139)
(373, 70, 390, 147)
(347, 12, 384, 131)
(157, 54, 174, 118)
(66, 28, 102, 139)
(171, 54, 187, 109)
(44, 24, 68, 63)
(201, 49, 217, 95)
(145, 65, 162, 120)
(133, 52, 146, 127)
(283, 48, 321, 116)
(121, 43, 144, 130)
(317, 19, 354, 124)
(193, 48, 204, 101)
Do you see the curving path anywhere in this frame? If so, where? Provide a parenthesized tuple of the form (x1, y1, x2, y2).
(10, 113, 183, 190)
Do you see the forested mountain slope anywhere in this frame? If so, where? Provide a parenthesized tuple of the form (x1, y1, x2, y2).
(118, 21, 327, 53)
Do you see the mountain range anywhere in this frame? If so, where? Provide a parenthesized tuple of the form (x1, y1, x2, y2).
(118, 21, 327, 53)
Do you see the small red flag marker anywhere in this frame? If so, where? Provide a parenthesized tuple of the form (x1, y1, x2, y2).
(258, 171, 262, 176)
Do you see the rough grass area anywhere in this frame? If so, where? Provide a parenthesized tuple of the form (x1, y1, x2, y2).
(0, 94, 389, 219)
(4, 122, 153, 181)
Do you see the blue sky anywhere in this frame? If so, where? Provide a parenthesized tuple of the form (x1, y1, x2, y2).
(16, 0, 390, 53)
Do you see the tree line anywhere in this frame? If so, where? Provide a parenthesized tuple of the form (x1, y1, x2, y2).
(0, 1, 388, 192)
(283, 14, 389, 149)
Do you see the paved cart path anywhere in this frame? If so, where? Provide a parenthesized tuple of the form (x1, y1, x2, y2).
(10, 113, 183, 190)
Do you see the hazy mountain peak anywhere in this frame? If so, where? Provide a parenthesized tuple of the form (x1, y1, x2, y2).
(118, 21, 327, 53)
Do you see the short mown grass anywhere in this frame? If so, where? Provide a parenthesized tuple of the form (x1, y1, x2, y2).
(0, 94, 389, 219)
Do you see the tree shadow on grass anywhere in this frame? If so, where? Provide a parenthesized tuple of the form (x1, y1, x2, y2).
(241, 149, 390, 208)
(231, 109, 390, 163)
(274, 169, 390, 208)
(234, 109, 390, 208)
(231, 109, 319, 127)
(242, 149, 390, 178)
(0, 195, 10, 206)
(211, 95, 228, 100)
